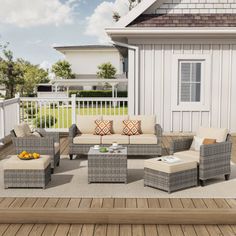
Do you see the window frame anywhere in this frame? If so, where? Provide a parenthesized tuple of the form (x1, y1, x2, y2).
(171, 54, 211, 111)
(178, 60, 203, 103)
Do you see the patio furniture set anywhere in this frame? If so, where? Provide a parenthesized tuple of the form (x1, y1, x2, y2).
(2, 116, 232, 193)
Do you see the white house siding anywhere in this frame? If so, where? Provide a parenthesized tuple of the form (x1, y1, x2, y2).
(128, 39, 236, 133)
(145, 0, 236, 14)
(64, 50, 123, 75)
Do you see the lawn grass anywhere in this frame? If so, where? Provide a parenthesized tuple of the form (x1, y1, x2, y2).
(25, 106, 128, 129)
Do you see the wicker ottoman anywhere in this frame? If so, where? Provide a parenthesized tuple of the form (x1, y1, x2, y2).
(3, 155, 51, 189)
(88, 147, 127, 183)
(144, 157, 198, 193)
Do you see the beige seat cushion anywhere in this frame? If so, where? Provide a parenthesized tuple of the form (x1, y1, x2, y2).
(54, 143, 60, 154)
(144, 157, 197, 174)
(77, 115, 101, 134)
(3, 155, 51, 170)
(103, 115, 129, 134)
(174, 150, 200, 163)
(102, 134, 129, 144)
(73, 134, 101, 144)
(197, 127, 228, 142)
(14, 123, 31, 137)
(130, 134, 157, 144)
(129, 115, 156, 134)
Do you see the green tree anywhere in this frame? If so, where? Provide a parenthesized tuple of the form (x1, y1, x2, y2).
(0, 47, 24, 99)
(52, 60, 75, 79)
(17, 59, 49, 96)
(97, 62, 117, 79)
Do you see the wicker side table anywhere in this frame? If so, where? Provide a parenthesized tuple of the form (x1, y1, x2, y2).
(88, 147, 127, 183)
(3, 155, 52, 189)
(144, 157, 198, 193)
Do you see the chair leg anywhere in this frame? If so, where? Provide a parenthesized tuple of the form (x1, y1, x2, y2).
(225, 174, 230, 181)
(69, 154, 73, 160)
(200, 180, 206, 187)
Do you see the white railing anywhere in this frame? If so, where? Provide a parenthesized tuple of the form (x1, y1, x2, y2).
(0, 98, 20, 143)
(19, 95, 128, 131)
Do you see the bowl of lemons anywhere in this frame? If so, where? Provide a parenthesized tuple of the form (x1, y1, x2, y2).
(18, 151, 40, 160)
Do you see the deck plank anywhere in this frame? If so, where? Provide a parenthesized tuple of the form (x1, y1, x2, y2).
(132, 225, 145, 236)
(147, 198, 160, 208)
(67, 198, 81, 208)
(54, 224, 71, 236)
(156, 225, 171, 236)
(68, 224, 83, 236)
(80, 224, 94, 236)
(181, 225, 197, 236)
(144, 225, 158, 236)
(16, 224, 34, 236)
(120, 225, 132, 236)
(107, 225, 119, 236)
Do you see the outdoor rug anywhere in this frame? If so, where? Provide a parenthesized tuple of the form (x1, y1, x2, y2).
(0, 155, 236, 198)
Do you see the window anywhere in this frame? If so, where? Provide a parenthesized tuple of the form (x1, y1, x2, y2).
(179, 61, 202, 103)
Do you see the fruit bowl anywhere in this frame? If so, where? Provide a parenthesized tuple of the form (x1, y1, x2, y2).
(18, 151, 40, 160)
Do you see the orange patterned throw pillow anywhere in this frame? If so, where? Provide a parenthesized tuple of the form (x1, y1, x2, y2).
(123, 120, 141, 136)
(94, 120, 112, 136)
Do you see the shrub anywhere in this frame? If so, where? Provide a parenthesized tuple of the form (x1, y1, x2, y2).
(25, 107, 38, 117)
(69, 90, 128, 98)
(34, 115, 57, 128)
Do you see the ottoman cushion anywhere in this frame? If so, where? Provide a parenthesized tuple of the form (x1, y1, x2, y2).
(144, 157, 197, 174)
(3, 155, 51, 170)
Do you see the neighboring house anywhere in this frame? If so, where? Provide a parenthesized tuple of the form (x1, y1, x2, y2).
(106, 0, 236, 133)
(54, 45, 128, 91)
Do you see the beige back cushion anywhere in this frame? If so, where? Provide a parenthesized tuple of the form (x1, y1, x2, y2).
(129, 115, 156, 134)
(103, 115, 128, 134)
(14, 123, 31, 137)
(197, 127, 228, 142)
(77, 115, 101, 134)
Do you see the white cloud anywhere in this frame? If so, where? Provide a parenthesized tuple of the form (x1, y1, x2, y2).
(85, 0, 130, 43)
(0, 0, 77, 27)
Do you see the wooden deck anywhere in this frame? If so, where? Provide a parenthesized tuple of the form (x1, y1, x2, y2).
(0, 197, 236, 236)
(0, 135, 236, 235)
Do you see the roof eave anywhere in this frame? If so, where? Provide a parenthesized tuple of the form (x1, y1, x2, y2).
(106, 27, 236, 38)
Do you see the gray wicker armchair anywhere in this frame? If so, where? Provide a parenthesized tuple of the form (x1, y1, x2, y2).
(170, 129, 232, 186)
(10, 128, 60, 173)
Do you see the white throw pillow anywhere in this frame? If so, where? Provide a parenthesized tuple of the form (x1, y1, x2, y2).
(190, 136, 204, 151)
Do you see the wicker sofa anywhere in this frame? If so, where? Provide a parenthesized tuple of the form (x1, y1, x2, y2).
(170, 127, 232, 186)
(10, 124, 60, 173)
(69, 115, 162, 160)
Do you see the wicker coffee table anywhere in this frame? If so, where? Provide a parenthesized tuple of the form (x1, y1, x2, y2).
(88, 147, 127, 183)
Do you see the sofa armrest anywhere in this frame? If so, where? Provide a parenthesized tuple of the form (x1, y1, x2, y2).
(200, 141, 232, 157)
(69, 124, 78, 143)
(155, 124, 162, 145)
(170, 137, 193, 154)
(36, 129, 60, 143)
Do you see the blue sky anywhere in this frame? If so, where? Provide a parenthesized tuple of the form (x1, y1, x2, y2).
(0, 0, 129, 68)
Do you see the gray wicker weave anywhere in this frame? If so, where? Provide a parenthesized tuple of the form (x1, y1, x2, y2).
(144, 167, 198, 193)
(10, 129, 60, 173)
(69, 124, 162, 159)
(170, 136, 232, 186)
(4, 164, 51, 189)
(88, 147, 127, 183)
